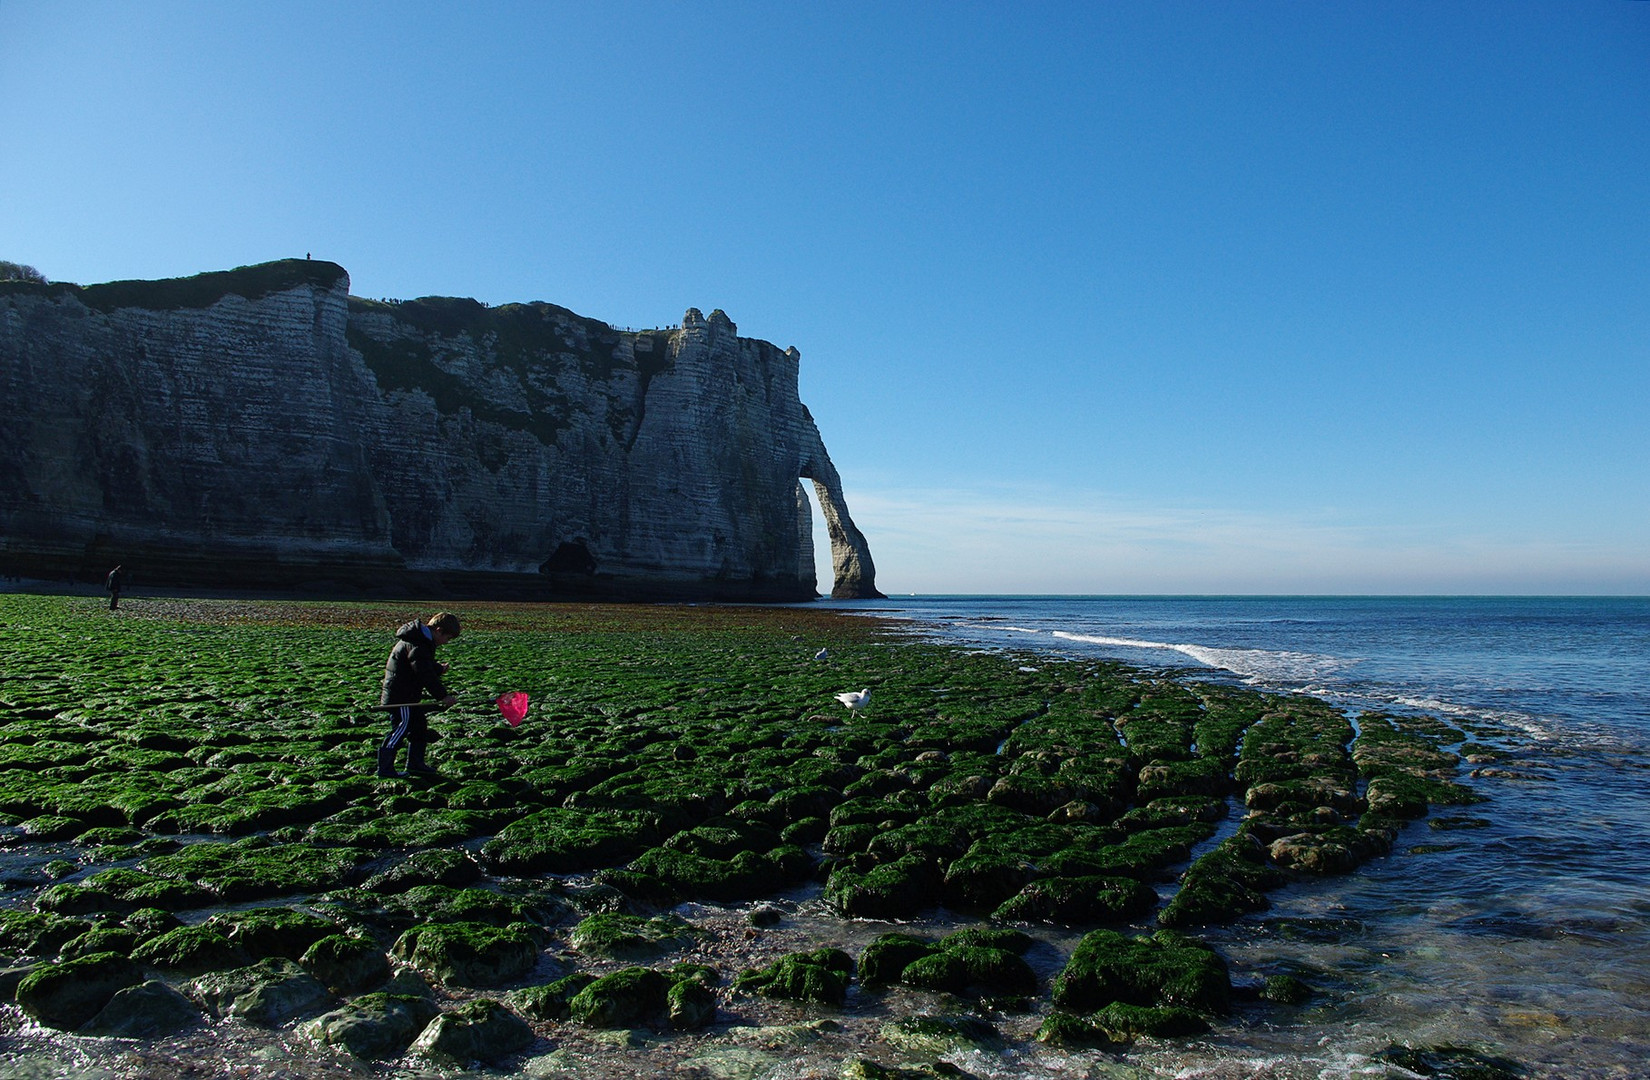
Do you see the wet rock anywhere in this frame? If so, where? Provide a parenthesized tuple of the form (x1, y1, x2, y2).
(570, 911, 697, 960)
(1267, 833, 1359, 874)
(568, 965, 674, 1027)
(131, 924, 251, 975)
(15, 952, 144, 1030)
(0, 964, 38, 1003)
(747, 903, 784, 927)
(1051, 928, 1229, 1014)
(843, 1062, 980, 1080)
(300, 933, 392, 994)
(992, 874, 1157, 925)
(1035, 1011, 1119, 1048)
(81, 979, 203, 1038)
(823, 852, 943, 919)
(188, 957, 335, 1026)
(411, 997, 536, 1064)
(1260, 973, 1314, 1005)
(208, 906, 337, 960)
(1374, 1043, 1524, 1080)
(0, 910, 88, 958)
(391, 920, 540, 987)
(880, 1013, 1001, 1055)
(668, 976, 717, 1029)
(303, 991, 442, 1060)
(734, 947, 854, 1007)
(362, 847, 484, 893)
(508, 972, 598, 1021)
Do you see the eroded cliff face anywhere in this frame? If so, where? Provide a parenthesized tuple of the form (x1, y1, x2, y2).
(0, 260, 879, 600)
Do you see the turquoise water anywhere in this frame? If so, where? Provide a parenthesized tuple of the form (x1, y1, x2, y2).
(834, 595, 1650, 1078)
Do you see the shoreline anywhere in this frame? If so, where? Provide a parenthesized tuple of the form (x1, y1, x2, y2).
(0, 594, 1554, 1078)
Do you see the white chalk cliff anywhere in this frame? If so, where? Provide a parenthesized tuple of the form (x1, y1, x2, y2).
(0, 260, 879, 600)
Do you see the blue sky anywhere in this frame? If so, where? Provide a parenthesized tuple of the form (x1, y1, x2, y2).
(4, 2, 1647, 594)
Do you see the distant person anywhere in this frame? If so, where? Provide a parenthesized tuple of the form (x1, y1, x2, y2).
(376, 611, 461, 778)
(105, 565, 124, 610)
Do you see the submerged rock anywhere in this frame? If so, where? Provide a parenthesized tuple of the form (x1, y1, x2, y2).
(300, 933, 392, 994)
(188, 957, 335, 1026)
(15, 951, 144, 1030)
(734, 948, 854, 1007)
(880, 1013, 1001, 1055)
(391, 920, 540, 987)
(1051, 928, 1229, 1015)
(81, 979, 203, 1038)
(410, 997, 536, 1064)
(304, 991, 442, 1060)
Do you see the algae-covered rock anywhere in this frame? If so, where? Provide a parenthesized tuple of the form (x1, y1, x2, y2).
(823, 853, 943, 919)
(82, 867, 213, 910)
(362, 847, 484, 893)
(131, 924, 251, 975)
(300, 933, 391, 994)
(992, 874, 1157, 925)
(1051, 928, 1229, 1014)
(207, 906, 338, 960)
(1159, 832, 1283, 928)
(941, 848, 1038, 911)
(304, 992, 442, 1060)
(81, 979, 203, 1038)
(188, 957, 335, 1026)
(410, 998, 536, 1064)
(1260, 973, 1314, 1005)
(900, 944, 1036, 997)
(58, 926, 141, 960)
(668, 976, 717, 1030)
(391, 920, 540, 987)
(15, 951, 144, 1030)
(630, 844, 814, 903)
(858, 933, 938, 989)
(1087, 1000, 1209, 1039)
(480, 807, 658, 875)
(734, 947, 853, 1007)
(508, 972, 598, 1021)
(1373, 1043, 1524, 1080)
(567, 965, 673, 1027)
(0, 909, 88, 958)
(1034, 1011, 1118, 1048)
(33, 882, 127, 917)
(880, 1013, 1001, 1055)
(570, 911, 697, 960)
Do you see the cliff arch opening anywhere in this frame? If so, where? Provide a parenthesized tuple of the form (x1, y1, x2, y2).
(795, 462, 882, 600)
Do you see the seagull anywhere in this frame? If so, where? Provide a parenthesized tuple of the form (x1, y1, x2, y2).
(834, 688, 871, 712)
(814, 648, 829, 660)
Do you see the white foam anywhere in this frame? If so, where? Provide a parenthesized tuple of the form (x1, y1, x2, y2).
(1048, 630, 1354, 686)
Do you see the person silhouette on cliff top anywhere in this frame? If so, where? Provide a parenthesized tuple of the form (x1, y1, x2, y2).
(377, 611, 460, 778)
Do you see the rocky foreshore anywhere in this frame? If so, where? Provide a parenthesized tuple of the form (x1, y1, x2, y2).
(0, 595, 1513, 1079)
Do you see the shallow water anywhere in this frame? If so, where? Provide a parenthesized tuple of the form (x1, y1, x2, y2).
(830, 595, 1650, 1078)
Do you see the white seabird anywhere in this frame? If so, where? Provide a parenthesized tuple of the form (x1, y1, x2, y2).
(834, 688, 871, 712)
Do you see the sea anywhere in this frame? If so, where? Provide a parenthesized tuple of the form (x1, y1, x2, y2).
(825, 594, 1650, 1079)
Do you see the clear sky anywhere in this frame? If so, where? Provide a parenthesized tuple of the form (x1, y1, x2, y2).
(4, 2, 1647, 594)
